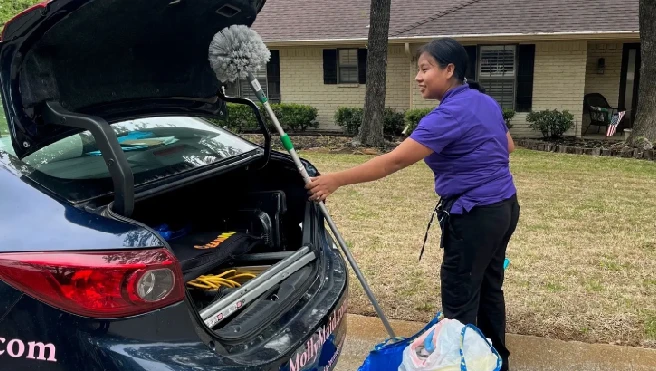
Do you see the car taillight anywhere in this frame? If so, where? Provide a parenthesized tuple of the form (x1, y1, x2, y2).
(0, 248, 184, 318)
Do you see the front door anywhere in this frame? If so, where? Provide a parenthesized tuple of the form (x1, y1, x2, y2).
(618, 43, 641, 129)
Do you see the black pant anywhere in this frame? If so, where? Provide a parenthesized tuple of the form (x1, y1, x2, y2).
(440, 194, 520, 371)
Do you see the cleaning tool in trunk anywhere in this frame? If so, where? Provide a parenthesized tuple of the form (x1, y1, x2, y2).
(207, 24, 396, 339)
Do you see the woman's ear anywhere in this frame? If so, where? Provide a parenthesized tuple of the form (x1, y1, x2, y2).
(445, 63, 455, 79)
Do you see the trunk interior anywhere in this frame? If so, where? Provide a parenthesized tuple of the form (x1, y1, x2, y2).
(125, 155, 321, 343)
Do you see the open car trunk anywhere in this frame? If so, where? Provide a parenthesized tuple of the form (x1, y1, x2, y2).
(114, 153, 322, 344)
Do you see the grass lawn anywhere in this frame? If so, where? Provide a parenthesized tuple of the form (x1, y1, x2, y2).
(300, 148, 656, 348)
(0, 100, 8, 137)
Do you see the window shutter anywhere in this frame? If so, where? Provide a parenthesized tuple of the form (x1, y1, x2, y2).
(516, 44, 535, 112)
(357, 48, 368, 84)
(464, 45, 477, 81)
(323, 49, 338, 84)
(267, 50, 281, 103)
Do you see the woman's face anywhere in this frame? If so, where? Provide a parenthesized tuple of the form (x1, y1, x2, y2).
(415, 52, 455, 100)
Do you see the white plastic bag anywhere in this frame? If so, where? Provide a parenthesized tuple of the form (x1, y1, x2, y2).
(398, 318, 500, 371)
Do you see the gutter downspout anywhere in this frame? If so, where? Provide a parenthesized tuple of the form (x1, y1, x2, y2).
(405, 42, 414, 134)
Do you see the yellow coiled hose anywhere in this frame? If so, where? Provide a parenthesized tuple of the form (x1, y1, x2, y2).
(187, 269, 257, 290)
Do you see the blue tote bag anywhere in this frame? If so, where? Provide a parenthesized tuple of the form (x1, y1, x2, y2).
(357, 312, 502, 371)
(357, 312, 443, 371)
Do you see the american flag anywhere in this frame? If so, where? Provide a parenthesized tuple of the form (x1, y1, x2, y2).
(606, 111, 626, 137)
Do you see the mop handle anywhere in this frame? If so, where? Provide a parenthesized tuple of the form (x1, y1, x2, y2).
(246, 72, 397, 339)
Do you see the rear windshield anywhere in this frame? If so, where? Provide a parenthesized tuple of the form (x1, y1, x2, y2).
(1, 116, 260, 202)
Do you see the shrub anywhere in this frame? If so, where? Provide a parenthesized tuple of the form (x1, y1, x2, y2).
(217, 103, 318, 133)
(403, 108, 433, 136)
(383, 108, 406, 137)
(224, 103, 260, 133)
(334, 107, 405, 137)
(274, 103, 319, 132)
(502, 108, 516, 130)
(526, 109, 574, 139)
(334, 107, 364, 136)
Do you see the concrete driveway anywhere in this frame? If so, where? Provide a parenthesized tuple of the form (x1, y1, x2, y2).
(335, 314, 656, 371)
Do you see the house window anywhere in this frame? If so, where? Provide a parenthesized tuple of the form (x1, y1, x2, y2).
(323, 48, 367, 85)
(478, 45, 517, 110)
(223, 50, 281, 103)
(466, 44, 534, 112)
(338, 49, 359, 84)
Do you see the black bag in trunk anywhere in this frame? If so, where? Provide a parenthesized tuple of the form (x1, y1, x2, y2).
(169, 231, 264, 282)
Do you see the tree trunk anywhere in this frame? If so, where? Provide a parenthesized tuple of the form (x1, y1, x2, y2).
(628, 0, 656, 145)
(355, 0, 392, 148)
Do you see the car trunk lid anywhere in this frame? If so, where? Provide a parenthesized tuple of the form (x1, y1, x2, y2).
(0, 0, 266, 158)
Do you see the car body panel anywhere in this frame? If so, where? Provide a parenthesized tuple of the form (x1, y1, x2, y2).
(0, 153, 163, 253)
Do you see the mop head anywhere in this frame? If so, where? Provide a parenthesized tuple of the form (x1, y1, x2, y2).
(208, 24, 271, 83)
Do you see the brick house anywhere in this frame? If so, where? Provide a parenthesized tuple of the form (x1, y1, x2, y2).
(231, 0, 640, 138)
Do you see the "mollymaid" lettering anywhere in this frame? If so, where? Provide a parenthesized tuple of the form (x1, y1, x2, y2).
(289, 300, 347, 371)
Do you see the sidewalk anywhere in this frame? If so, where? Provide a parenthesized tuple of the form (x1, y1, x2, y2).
(335, 314, 656, 371)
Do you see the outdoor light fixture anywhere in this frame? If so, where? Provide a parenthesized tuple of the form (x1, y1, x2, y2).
(597, 58, 606, 74)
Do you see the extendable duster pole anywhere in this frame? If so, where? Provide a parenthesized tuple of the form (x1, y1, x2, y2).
(208, 24, 396, 339)
(246, 72, 397, 339)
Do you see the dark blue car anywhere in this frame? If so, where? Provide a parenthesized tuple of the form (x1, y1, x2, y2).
(0, 0, 348, 370)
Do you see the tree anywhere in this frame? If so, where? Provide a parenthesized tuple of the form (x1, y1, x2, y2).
(355, 0, 392, 148)
(628, 0, 656, 145)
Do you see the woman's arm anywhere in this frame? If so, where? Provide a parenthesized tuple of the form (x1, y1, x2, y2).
(306, 137, 433, 201)
(507, 131, 515, 153)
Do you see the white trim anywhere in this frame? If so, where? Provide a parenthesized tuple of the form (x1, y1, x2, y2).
(263, 31, 639, 47)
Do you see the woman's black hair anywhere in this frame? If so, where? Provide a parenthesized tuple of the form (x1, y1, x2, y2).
(417, 38, 485, 93)
(466, 80, 486, 94)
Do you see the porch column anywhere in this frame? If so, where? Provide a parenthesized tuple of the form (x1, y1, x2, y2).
(532, 41, 588, 137)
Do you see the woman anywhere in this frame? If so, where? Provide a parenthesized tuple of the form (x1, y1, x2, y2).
(306, 38, 520, 371)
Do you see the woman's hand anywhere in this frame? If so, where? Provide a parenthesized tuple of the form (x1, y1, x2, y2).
(306, 173, 342, 202)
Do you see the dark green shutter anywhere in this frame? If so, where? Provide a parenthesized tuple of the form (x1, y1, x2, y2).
(323, 49, 338, 84)
(267, 50, 281, 103)
(357, 48, 368, 84)
(464, 45, 477, 81)
(516, 44, 535, 112)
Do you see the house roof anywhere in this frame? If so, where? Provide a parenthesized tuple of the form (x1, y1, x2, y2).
(252, 0, 639, 43)
(393, 0, 639, 38)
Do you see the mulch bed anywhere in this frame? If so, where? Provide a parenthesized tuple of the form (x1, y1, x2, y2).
(241, 134, 400, 155)
(241, 133, 656, 161)
(515, 137, 656, 161)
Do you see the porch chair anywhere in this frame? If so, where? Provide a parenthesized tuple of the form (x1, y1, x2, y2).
(583, 93, 621, 135)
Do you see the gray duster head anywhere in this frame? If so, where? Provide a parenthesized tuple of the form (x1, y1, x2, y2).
(208, 24, 271, 83)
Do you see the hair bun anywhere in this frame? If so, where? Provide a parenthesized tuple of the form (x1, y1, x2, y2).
(467, 80, 486, 94)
